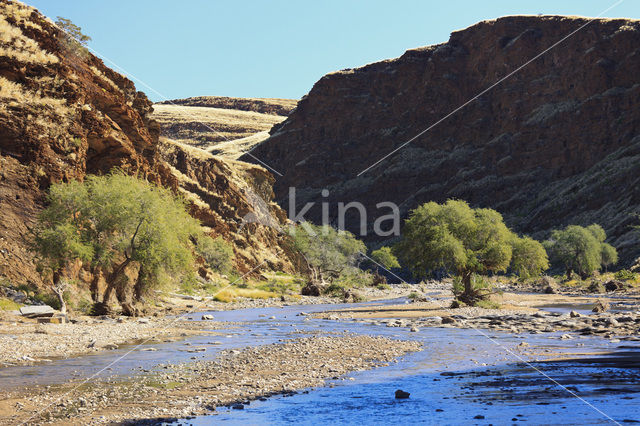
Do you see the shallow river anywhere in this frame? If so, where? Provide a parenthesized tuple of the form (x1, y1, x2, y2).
(1, 298, 639, 424)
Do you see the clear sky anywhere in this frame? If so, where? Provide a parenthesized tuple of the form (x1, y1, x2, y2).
(25, 0, 639, 102)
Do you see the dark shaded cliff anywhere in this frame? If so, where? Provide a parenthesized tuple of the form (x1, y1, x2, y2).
(245, 15, 640, 265)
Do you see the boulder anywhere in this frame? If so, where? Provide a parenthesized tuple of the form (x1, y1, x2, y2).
(604, 280, 626, 292)
(592, 299, 610, 313)
(538, 276, 558, 294)
(587, 280, 606, 294)
(19, 305, 54, 318)
(201, 314, 214, 320)
(395, 389, 410, 399)
(301, 281, 326, 297)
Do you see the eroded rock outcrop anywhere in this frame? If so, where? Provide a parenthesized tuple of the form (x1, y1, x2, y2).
(246, 15, 640, 264)
(0, 0, 295, 289)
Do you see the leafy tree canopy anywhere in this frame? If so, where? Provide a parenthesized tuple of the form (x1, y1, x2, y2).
(33, 172, 204, 314)
(55, 16, 91, 46)
(370, 246, 400, 270)
(395, 200, 548, 303)
(288, 223, 365, 284)
(545, 224, 618, 278)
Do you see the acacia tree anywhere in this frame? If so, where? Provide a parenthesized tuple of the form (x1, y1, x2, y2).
(545, 224, 618, 278)
(33, 172, 202, 315)
(511, 236, 550, 279)
(288, 223, 365, 286)
(395, 200, 548, 304)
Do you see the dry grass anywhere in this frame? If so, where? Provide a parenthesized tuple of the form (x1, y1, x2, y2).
(2, 0, 42, 31)
(0, 297, 21, 311)
(151, 104, 286, 158)
(0, 10, 58, 64)
(0, 76, 68, 109)
(89, 65, 121, 93)
(213, 288, 276, 303)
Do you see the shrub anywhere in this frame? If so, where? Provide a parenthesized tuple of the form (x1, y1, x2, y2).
(196, 235, 234, 274)
(614, 269, 638, 282)
(288, 223, 366, 285)
(370, 246, 400, 269)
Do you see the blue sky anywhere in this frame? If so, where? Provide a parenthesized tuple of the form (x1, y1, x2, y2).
(26, 0, 639, 102)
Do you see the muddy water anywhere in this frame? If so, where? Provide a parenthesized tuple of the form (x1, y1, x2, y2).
(1, 298, 639, 424)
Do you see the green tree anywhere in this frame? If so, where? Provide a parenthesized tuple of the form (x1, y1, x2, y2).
(55, 16, 91, 58)
(196, 235, 234, 274)
(544, 224, 617, 279)
(395, 200, 547, 303)
(370, 246, 400, 269)
(510, 236, 549, 279)
(288, 223, 365, 285)
(33, 172, 202, 315)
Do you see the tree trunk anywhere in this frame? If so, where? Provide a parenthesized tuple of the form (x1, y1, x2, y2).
(566, 268, 573, 280)
(51, 270, 67, 315)
(134, 266, 146, 302)
(90, 266, 102, 303)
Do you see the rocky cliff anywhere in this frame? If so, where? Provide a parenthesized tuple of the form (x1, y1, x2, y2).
(246, 15, 640, 265)
(0, 0, 295, 288)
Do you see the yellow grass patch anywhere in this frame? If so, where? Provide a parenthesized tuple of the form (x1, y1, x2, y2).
(213, 288, 276, 303)
(0, 297, 21, 311)
(151, 104, 286, 158)
(0, 12, 58, 64)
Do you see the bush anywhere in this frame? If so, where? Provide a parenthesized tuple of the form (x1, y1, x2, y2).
(614, 269, 638, 282)
(196, 235, 234, 274)
(288, 223, 366, 285)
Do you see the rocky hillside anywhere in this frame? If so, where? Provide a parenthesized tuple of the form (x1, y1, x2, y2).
(246, 15, 640, 265)
(151, 96, 297, 158)
(0, 0, 295, 289)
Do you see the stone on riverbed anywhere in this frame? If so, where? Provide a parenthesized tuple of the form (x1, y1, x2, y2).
(201, 314, 214, 320)
(592, 300, 610, 313)
(395, 389, 410, 399)
(19, 305, 54, 318)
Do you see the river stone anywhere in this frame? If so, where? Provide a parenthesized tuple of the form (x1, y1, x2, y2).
(19, 305, 54, 318)
(201, 314, 214, 320)
(395, 389, 410, 399)
(592, 300, 610, 313)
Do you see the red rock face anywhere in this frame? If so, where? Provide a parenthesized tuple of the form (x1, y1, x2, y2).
(245, 15, 640, 264)
(0, 1, 295, 287)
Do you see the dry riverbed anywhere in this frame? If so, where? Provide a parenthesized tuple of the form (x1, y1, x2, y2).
(0, 314, 225, 367)
(0, 333, 422, 425)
